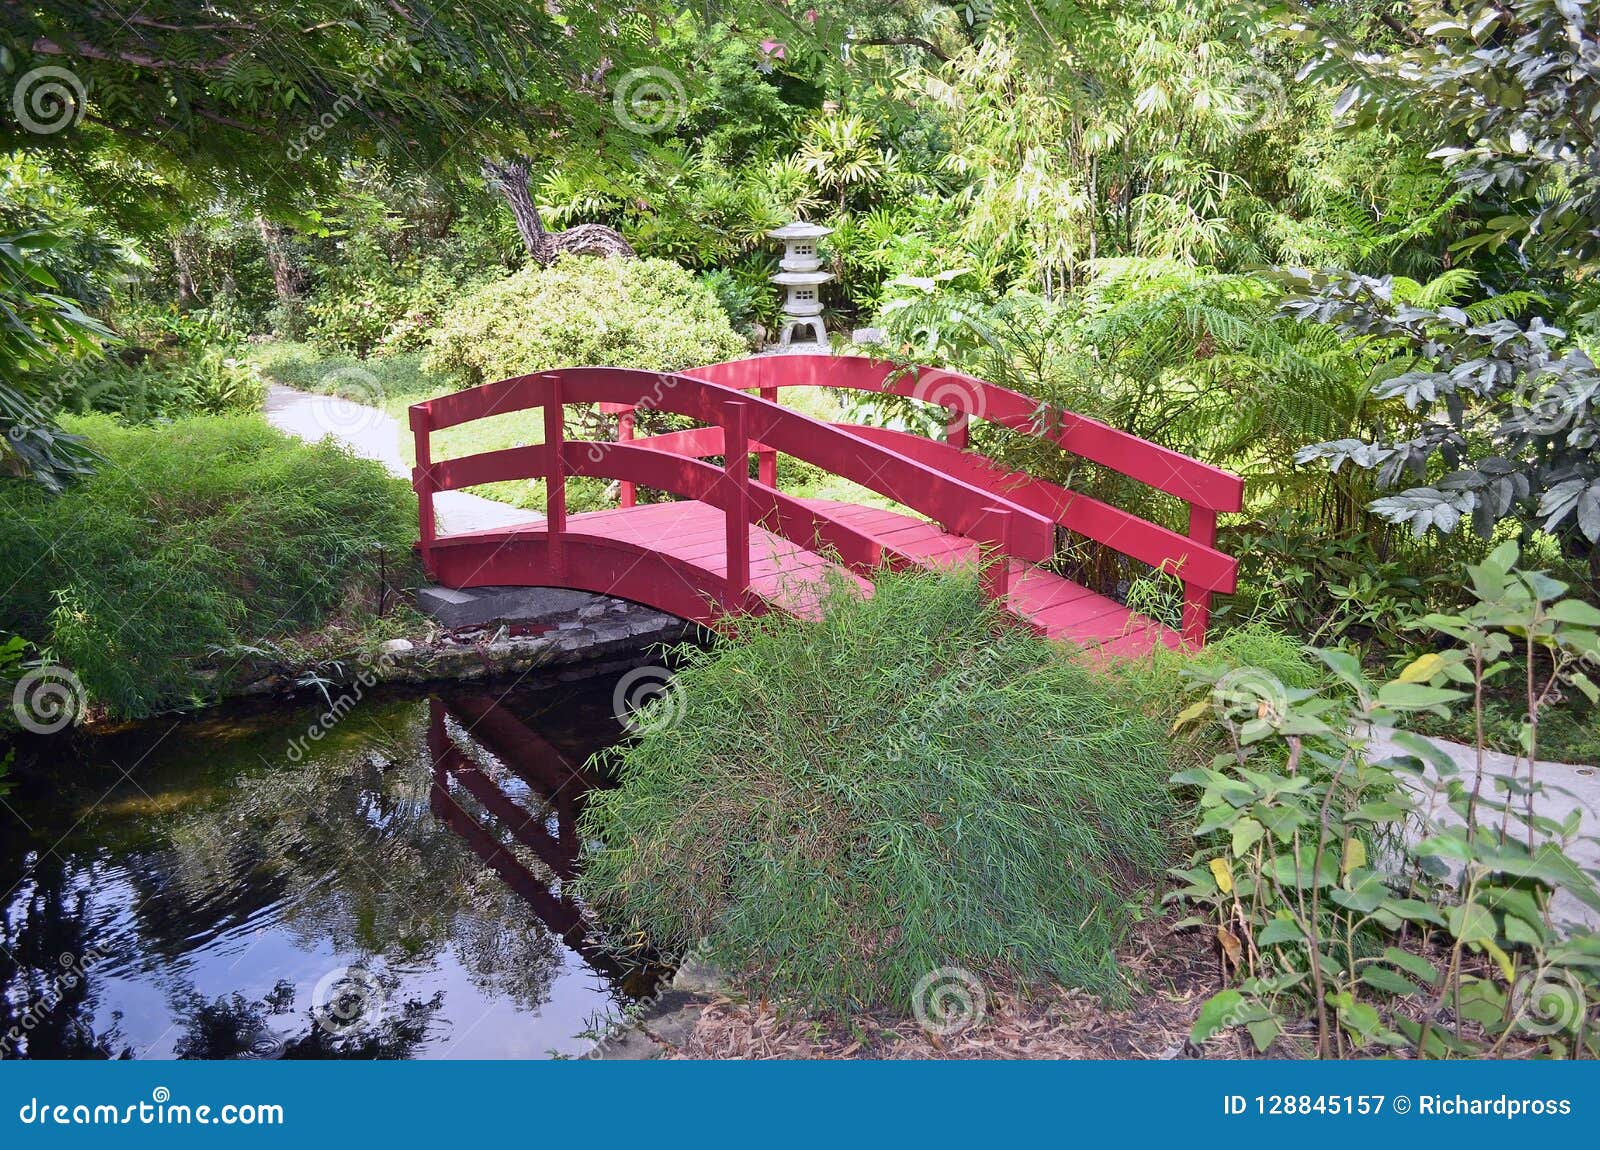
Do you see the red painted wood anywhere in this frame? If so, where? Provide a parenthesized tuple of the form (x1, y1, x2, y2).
(836, 423, 1238, 594)
(630, 425, 726, 457)
(724, 400, 750, 600)
(424, 373, 555, 431)
(431, 443, 553, 492)
(616, 407, 635, 508)
(410, 405, 436, 577)
(1183, 505, 1219, 648)
(684, 355, 1245, 512)
(979, 507, 1011, 602)
(758, 385, 778, 488)
(544, 373, 566, 579)
(411, 355, 1240, 650)
(426, 500, 1181, 653)
(413, 366, 1056, 562)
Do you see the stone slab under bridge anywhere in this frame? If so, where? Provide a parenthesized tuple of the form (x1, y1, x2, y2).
(415, 584, 690, 640)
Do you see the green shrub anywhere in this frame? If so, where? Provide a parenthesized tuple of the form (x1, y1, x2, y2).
(425, 256, 747, 386)
(0, 415, 415, 718)
(307, 254, 488, 358)
(578, 569, 1178, 1013)
(60, 305, 265, 422)
(1172, 544, 1600, 1058)
(73, 346, 265, 422)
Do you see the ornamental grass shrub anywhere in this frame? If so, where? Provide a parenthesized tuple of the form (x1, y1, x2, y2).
(579, 570, 1191, 1013)
(424, 255, 747, 386)
(0, 415, 415, 718)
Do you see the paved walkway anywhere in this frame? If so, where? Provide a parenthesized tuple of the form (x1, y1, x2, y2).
(1369, 731, 1599, 928)
(264, 384, 540, 534)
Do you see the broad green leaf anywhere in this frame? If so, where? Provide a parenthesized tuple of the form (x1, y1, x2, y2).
(1190, 990, 1244, 1043)
(1447, 901, 1496, 943)
(1256, 917, 1303, 946)
(1170, 699, 1210, 731)
(1376, 681, 1465, 709)
(1231, 817, 1265, 857)
(1361, 966, 1420, 996)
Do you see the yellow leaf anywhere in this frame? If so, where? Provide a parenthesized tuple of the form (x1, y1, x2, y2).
(1399, 652, 1446, 683)
(1483, 939, 1515, 983)
(1217, 926, 1242, 969)
(1342, 837, 1367, 875)
(1170, 699, 1211, 732)
(1209, 856, 1234, 894)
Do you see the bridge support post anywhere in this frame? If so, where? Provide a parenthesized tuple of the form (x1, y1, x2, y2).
(1181, 505, 1217, 648)
(979, 506, 1012, 604)
(410, 407, 437, 577)
(946, 406, 969, 451)
(758, 386, 778, 489)
(616, 407, 636, 508)
(724, 399, 750, 604)
(544, 373, 567, 579)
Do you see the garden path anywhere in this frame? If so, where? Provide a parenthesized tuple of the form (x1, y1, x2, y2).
(1370, 730, 1600, 928)
(264, 384, 541, 534)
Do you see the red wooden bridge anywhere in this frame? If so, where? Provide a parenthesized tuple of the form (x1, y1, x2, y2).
(409, 355, 1242, 654)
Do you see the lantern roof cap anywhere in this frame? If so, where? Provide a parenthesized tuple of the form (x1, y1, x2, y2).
(773, 270, 833, 285)
(767, 219, 832, 240)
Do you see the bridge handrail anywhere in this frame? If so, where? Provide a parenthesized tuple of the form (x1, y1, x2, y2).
(680, 355, 1245, 513)
(650, 356, 1239, 644)
(409, 367, 1049, 608)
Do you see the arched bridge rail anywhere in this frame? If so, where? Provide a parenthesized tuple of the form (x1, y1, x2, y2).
(409, 356, 1243, 652)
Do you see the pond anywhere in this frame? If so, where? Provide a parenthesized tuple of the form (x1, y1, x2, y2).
(0, 668, 663, 1060)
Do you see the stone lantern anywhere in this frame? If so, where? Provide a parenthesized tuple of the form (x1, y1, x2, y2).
(768, 220, 832, 346)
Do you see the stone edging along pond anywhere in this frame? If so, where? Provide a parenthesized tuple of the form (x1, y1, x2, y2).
(227, 589, 702, 702)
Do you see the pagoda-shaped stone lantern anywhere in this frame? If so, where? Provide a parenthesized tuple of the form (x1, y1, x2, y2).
(768, 220, 832, 346)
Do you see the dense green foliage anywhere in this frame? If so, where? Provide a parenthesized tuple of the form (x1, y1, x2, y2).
(1173, 545, 1600, 1057)
(0, 416, 414, 718)
(1, 0, 1595, 1044)
(581, 570, 1319, 1012)
(584, 571, 1168, 1010)
(425, 256, 747, 385)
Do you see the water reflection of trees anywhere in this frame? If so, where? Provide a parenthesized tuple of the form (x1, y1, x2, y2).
(0, 855, 131, 1059)
(2, 685, 637, 1059)
(154, 700, 571, 1017)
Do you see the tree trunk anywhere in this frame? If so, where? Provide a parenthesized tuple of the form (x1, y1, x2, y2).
(254, 216, 304, 304)
(481, 157, 553, 265)
(170, 231, 200, 308)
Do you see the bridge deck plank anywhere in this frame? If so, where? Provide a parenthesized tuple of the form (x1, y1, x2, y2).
(431, 497, 1177, 653)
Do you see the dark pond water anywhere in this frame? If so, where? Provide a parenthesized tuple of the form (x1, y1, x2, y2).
(0, 671, 660, 1060)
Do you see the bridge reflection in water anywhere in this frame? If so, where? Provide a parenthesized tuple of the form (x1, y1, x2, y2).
(426, 695, 647, 989)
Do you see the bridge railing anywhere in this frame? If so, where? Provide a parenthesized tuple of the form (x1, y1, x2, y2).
(650, 355, 1243, 646)
(409, 367, 1054, 612)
